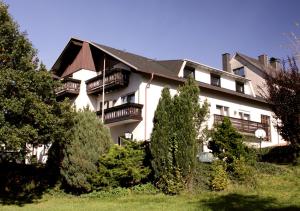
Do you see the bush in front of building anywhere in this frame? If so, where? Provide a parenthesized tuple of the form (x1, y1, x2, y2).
(96, 140, 151, 189)
(60, 109, 113, 194)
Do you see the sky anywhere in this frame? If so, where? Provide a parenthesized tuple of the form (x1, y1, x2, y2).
(3, 0, 300, 69)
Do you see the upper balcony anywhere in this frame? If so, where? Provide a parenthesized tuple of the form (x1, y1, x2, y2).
(214, 114, 270, 140)
(55, 78, 81, 98)
(86, 68, 130, 95)
(96, 103, 143, 126)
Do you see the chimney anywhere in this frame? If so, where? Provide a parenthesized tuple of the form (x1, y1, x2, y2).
(222, 53, 232, 73)
(258, 54, 268, 67)
(269, 57, 281, 70)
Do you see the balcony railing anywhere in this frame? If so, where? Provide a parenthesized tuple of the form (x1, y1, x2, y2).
(97, 103, 143, 125)
(214, 114, 270, 140)
(55, 78, 81, 97)
(86, 68, 130, 95)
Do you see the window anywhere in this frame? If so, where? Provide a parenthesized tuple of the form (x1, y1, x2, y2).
(236, 81, 244, 93)
(121, 93, 135, 104)
(216, 105, 229, 116)
(183, 66, 195, 79)
(238, 112, 250, 120)
(233, 67, 245, 77)
(211, 74, 221, 87)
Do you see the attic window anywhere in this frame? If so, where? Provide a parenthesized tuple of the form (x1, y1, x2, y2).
(233, 67, 245, 77)
(236, 81, 244, 93)
(183, 66, 195, 79)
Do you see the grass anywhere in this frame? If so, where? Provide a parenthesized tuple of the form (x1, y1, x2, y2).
(0, 164, 299, 211)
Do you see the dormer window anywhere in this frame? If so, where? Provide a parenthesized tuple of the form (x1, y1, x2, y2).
(233, 67, 245, 77)
(183, 66, 195, 79)
(211, 74, 221, 87)
(236, 81, 244, 93)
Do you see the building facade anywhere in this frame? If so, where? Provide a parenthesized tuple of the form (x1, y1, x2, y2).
(51, 38, 286, 153)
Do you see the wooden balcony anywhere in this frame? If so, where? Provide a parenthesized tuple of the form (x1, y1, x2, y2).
(55, 78, 81, 98)
(86, 68, 130, 95)
(97, 103, 143, 126)
(214, 114, 270, 140)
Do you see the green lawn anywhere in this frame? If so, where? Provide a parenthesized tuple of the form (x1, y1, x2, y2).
(1, 165, 299, 211)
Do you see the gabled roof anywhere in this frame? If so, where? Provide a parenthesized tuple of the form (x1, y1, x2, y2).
(235, 52, 273, 74)
(90, 42, 180, 78)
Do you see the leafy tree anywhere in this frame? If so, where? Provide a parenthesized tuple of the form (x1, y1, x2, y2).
(0, 1, 74, 161)
(208, 117, 247, 163)
(97, 140, 151, 189)
(60, 109, 112, 193)
(150, 77, 208, 194)
(264, 57, 300, 162)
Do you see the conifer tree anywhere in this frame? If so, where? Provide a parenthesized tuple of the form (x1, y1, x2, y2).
(151, 78, 208, 193)
(60, 109, 113, 193)
(0, 1, 74, 161)
(208, 117, 246, 163)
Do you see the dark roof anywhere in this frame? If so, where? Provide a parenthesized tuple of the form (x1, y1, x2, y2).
(91, 42, 180, 78)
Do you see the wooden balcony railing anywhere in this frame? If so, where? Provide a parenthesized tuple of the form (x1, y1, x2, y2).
(55, 78, 81, 97)
(214, 114, 270, 140)
(97, 103, 143, 125)
(86, 68, 130, 95)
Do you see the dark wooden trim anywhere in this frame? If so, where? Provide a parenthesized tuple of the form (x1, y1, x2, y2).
(214, 114, 271, 141)
(86, 68, 130, 95)
(96, 103, 143, 124)
(55, 78, 81, 97)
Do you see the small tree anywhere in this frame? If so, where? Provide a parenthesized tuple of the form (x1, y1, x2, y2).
(60, 109, 112, 193)
(208, 117, 247, 163)
(264, 57, 300, 162)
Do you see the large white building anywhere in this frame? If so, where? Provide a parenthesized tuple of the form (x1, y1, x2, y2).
(51, 37, 286, 151)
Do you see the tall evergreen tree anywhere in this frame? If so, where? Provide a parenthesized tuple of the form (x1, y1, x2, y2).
(151, 78, 208, 194)
(60, 109, 113, 193)
(0, 1, 74, 161)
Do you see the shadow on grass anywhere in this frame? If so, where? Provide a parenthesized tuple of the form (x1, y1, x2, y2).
(0, 163, 57, 206)
(199, 193, 300, 211)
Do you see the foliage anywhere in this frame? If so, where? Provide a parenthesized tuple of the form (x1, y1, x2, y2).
(130, 183, 159, 195)
(208, 117, 248, 164)
(253, 162, 290, 176)
(96, 140, 151, 189)
(189, 162, 212, 193)
(210, 161, 228, 191)
(264, 57, 300, 163)
(0, 1, 75, 161)
(229, 157, 256, 187)
(60, 109, 112, 193)
(150, 77, 209, 194)
(260, 145, 300, 164)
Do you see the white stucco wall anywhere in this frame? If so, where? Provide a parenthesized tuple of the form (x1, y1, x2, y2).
(72, 69, 98, 110)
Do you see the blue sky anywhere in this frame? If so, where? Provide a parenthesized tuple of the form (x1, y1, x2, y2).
(4, 0, 300, 69)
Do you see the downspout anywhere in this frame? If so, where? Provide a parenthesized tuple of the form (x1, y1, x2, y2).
(144, 73, 154, 141)
(101, 55, 106, 123)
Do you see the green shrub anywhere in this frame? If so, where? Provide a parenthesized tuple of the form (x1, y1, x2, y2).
(83, 187, 130, 198)
(253, 162, 290, 175)
(156, 169, 184, 195)
(260, 145, 299, 164)
(131, 183, 159, 194)
(189, 162, 212, 193)
(96, 140, 151, 189)
(229, 157, 256, 187)
(60, 109, 113, 193)
(210, 161, 228, 191)
(208, 117, 248, 164)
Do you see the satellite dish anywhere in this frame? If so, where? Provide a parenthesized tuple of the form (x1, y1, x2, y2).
(255, 129, 266, 139)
